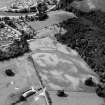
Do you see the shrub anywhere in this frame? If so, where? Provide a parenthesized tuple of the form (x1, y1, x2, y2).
(5, 69, 15, 77)
(37, 2, 48, 14)
(30, 6, 37, 12)
(56, 90, 68, 97)
(85, 77, 96, 87)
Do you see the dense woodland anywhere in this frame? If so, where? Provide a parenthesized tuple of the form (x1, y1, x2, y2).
(0, 35, 30, 61)
(55, 7, 105, 97)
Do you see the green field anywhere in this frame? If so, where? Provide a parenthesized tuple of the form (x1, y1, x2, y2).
(48, 91, 104, 105)
(0, 56, 42, 105)
(31, 48, 99, 92)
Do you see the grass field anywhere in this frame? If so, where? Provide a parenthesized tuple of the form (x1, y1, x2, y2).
(48, 91, 104, 105)
(27, 10, 76, 31)
(0, 55, 42, 105)
(31, 47, 99, 92)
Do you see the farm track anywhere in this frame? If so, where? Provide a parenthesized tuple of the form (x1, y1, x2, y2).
(28, 56, 51, 105)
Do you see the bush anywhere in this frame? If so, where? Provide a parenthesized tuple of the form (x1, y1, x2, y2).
(2, 17, 10, 21)
(5, 69, 15, 77)
(37, 2, 48, 14)
(56, 90, 68, 97)
(30, 6, 37, 12)
(85, 77, 96, 87)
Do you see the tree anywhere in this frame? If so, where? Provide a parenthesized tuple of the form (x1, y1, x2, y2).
(30, 6, 37, 12)
(5, 20, 16, 29)
(0, 22, 5, 28)
(85, 77, 96, 87)
(96, 84, 105, 98)
(56, 90, 68, 97)
(37, 2, 48, 14)
(5, 69, 15, 77)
